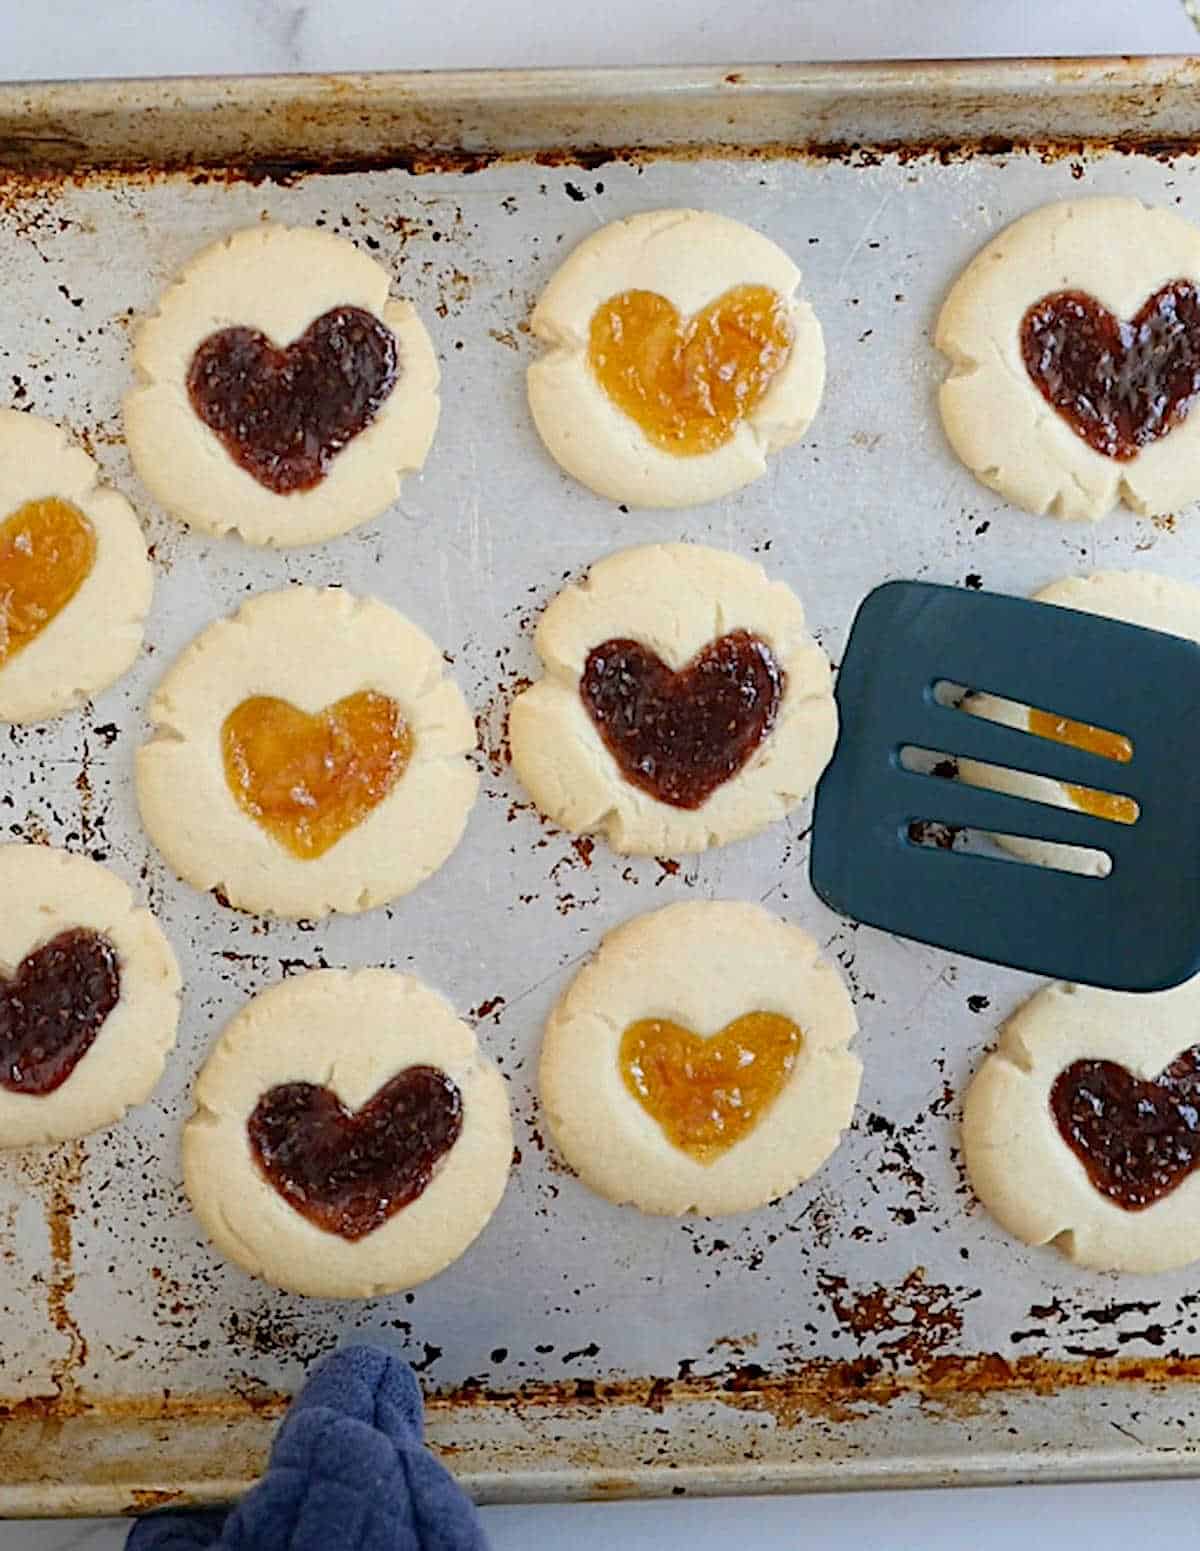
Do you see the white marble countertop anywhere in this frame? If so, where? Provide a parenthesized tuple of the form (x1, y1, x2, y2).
(4, 1, 1200, 1547)
(6, 0, 1199, 77)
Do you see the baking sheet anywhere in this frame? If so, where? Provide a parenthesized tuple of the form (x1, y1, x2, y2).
(3, 59, 1200, 1516)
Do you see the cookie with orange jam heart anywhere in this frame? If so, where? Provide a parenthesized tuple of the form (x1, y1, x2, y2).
(183, 969, 512, 1298)
(136, 587, 477, 919)
(527, 209, 825, 508)
(124, 225, 440, 547)
(509, 543, 836, 856)
(0, 410, 151, 723)
(540, 901, 861, 1216)
(964, 975, 1200, 1273)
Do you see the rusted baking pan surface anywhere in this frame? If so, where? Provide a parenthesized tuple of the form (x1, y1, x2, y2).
(2, 58, 1200, 1516)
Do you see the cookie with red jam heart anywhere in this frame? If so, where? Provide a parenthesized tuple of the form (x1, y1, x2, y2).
(510, 543, 836, 856)
(0, 844, 180, 1147)
(965, 975, 1200, 1273)
(125, 224, 440, 548)
(938, 197, 1200, 521)
(183, 969, 512, 1299)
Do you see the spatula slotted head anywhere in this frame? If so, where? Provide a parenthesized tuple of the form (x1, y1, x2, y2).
(809, 580, 1200, 991)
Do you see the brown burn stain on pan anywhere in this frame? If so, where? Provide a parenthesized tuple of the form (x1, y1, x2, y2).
(815, 1267, 976, 1367)
(0, 1386, 288, 1426)
(123, 1488, 185, 1514)
(473, 672, 531, 779)
(0, 129, 1199, 198)
(223, 1301, 339, 1367)
(0, 1393, 287, 1509)
(0, 1345, 1197, 1434)
(0, 1341, 1199, 1495)
(422, 1347, 1200, 1433)
(420, 1271, 1200, 1430)
(0, 1141, 91, 1417)
(587, 1476, 640, 1497)
(3, 1164, 1194, 1440)
(44, 1140, 88, 1409)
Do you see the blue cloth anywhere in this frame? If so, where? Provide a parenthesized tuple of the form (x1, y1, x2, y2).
(127, 1344, 489, 1551)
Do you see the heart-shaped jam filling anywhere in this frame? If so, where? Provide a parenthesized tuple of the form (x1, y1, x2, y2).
(1026, 708, 1137, 825)
(0, 928, 120, 1096)
(620, 1012, 801, 1163)
(1020, 282, 1200, 461)
(580, 631, 784, 809)
(247, 1066, 463, 1240)
(1050, 1046, 1200, 1210)
(222, 691, 413, 860)
(588, 284, 793, 457)
(187, 305, 398, 495)
(0, 498, 96, 670)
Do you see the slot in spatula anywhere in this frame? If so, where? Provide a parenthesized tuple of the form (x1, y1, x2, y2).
(809, 580, 1200, 991)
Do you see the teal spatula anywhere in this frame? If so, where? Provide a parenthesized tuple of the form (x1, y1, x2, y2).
(809, 580, 1200, 991)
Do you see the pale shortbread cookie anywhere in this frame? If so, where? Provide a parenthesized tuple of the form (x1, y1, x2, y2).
(938, 198, 1200, 521)
(527, 209, 825, 508)
(0, 844, 180, 1147)
(964, 976, 1200, 1273)
(959, 571, 1200, 875)
(124, 225, 440, 547)
(509, 543, 837, 855)
(136, 587, 477, 919)
(0, 410, 151, 723)
(541, 901, 860, 1216)
(183, 969, 513, 1299)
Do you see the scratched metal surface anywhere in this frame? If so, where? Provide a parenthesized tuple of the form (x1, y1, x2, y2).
(3, 65, 1200, 1513)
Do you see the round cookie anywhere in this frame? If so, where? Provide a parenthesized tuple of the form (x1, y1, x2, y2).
(0, 844, 180, 1147)
(963, 976, 1200, 1273)
(183, 969, 513, 1298)
(959, 571, 1200, 876)
(0, 410, 151, 723)
(124, 224, 440, 547)
(136, 586, 478, 919)
(540, 901, 861, 1216)
(527, 209, 825, 508)
(937, 197, 1200, 521)
(509, 543, 837, 855)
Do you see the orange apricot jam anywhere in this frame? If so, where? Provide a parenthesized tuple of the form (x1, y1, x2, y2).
(222, 691, 412, 860)
(0, 498, 96, 668)
(588, 284, 793, 457)
(620, 1011, 801, 1164)
(1027, 707, 1137, 824)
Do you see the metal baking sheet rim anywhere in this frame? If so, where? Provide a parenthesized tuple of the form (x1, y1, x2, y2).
(6, 1372, 1200, 1515)
(1, 57, 1200, 1515)
(2, 56, 1200, 168)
